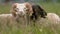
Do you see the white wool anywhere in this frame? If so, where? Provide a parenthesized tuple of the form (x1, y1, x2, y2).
(0, 14, 15, 20)
(47, 13, 60, 24)
(0, 14, 12, 17)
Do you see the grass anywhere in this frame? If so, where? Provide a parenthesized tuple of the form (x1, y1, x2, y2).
(0, 4, 10, 14)
(40, 2, 60, 16)
(0, 2, 60, 34)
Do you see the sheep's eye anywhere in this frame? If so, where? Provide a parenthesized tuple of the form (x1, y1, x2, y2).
(24, 8, 29, 11)
(15, 8, 19, 12)
(26, 9, 29, 11)
(14, 9, 17, 12)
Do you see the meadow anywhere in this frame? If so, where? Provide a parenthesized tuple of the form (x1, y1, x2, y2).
(0, 2, 60, 34)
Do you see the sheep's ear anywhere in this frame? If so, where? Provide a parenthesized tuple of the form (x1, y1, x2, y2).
(10, 3, 18, 17)
(25, 2, 33, 16)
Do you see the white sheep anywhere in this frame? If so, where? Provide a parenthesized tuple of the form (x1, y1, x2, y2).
(0, 14, 17, 22)
(46, 13, 60, 24)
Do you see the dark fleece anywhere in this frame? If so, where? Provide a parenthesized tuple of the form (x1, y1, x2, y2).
(30, 4, 47, 20)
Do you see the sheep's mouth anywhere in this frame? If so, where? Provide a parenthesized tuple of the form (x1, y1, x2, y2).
(18, 14, 25, 17)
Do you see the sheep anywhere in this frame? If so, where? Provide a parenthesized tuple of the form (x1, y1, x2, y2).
(46, 13, 60, 24)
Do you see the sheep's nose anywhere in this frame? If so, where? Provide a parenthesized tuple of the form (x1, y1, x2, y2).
(20, 11, 23, 15)
(20, 11, 22, 13)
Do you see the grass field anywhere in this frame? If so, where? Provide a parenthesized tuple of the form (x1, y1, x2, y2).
(0, 2, 60, 34)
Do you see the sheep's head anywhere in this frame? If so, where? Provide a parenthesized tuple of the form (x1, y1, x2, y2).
(10, 2, 33, 17)
(31, 4, 47, 20)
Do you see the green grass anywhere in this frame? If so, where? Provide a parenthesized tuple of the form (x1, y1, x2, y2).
(0, 5, 10, 14)
(40, 3, 60, 16)
(0, 3, 60, 34)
